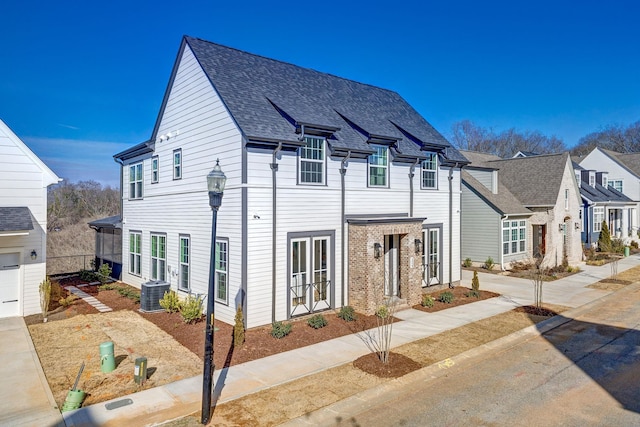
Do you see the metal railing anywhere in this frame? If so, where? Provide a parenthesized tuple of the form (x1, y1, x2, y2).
(47, 254, 95, 276)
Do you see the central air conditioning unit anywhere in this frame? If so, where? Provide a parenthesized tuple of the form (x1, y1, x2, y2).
(140, 280, 170, 312)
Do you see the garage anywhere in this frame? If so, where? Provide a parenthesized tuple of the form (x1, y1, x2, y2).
(0, 253, 21, 318)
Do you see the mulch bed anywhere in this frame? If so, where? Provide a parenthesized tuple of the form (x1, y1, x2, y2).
(413, 286, 500, 313)
(515, 305, 559, 317)
(353, 351, 422, 378)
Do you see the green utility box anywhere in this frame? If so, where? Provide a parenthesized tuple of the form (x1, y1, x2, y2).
(100, 341, 115, 373)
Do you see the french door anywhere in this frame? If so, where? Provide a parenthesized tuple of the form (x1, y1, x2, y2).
(290, 236, 331, 317)
(423, 228, 440, 286)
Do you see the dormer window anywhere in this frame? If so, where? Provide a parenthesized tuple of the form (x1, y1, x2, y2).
(299, 136, 325, 184)
(421, 153, 438, 189)
(589, 174, 595, 187)
(368, 145, 388, 187)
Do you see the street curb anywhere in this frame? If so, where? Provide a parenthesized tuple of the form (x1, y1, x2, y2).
(280, 282, 640, 426)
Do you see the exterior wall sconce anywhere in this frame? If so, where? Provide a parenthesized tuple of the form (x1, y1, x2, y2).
(575, 222, 580, 230)
(374, 243, 382, 259)
(30, 250, 37, 260)
(559, 224, 564, 232)
(414, 239, 423, 254)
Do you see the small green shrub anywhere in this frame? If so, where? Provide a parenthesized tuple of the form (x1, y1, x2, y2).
(630, 240, 639, 249)
(337, 306, 357, 322)
(234, 306, 245, 347)
(117, 286, 141, 303)
(375, 305, 389, 319)
(484, 257, 495, 271)
(159, 290, 181, 313)
(421, 294, 435, 308)
(462, 258, 472, 268)
(271, 321, 292, 339)
(611, 238, 625, 254)
(471, 270, 480, 292)
(79, 269, 100, 283)
(439, 291, 454, 304)
(98, 283, 117, 291)
(466, 290, 481, 298)
(179, 293, 204, 324)
(307, 314, 328, 329)
(97, 263, 112, 284)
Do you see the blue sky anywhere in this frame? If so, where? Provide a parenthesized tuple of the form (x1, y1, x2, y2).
(1, 1, 639, 187)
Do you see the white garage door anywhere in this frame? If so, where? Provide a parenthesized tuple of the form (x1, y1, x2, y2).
(0, 253, 21, 318)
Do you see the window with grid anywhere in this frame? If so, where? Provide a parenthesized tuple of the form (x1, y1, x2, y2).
(151, 156, 159, 183)
(129, 232, 141, 275)
(594, 207, 604, 232)
(368, 145, 388, 187)
(502, 220, 526, 255)
(610, 179, 623, 193)
(215, 239, 228, 304)
(299, 136, 325, 184)
(129, 163, 143, 199)
(173, 149, 182, 180)
(422, 153, 438, 189)
(150, 234, 166, 281)
(179, 235, 190, 291)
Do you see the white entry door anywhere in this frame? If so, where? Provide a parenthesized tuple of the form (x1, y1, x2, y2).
(0, 253, 21, 318)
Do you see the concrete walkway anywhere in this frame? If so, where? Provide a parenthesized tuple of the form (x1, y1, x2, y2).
(3, 255, 638, 427)
(0, 317, 64, 427)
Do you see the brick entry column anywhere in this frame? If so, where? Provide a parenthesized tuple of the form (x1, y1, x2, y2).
(347, 217, 425, 315)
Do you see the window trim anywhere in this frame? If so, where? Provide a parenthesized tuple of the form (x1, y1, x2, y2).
(150, 233, 167, 281)
(151, 156, 159, 184)
(129, 162, 143, 200)
(502, 220, 526, 255)
(173, 149, 182, 180)
(564, 189, 569, 210)
(129, 231, 142, 276)
(368, 144, 389, 187)
(421, 152, 438, 189)
(593, 206, 604, 232)
(298, 136, 326, 185)
(215, 238, 229, 305)
(610, 179, 623, 193)
(179, 235, 190, 292)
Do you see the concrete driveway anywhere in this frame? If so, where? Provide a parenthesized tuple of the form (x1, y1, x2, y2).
(0, 317, 64, 427)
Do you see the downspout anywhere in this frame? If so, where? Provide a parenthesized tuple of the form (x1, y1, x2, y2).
(500, 215, 510, 271)
(340, 151, 351, 307)
(270, 142, 282, 323)
(114, 158, 124, 222)
(448, 163, 460, 288)
(409, 158, 420, 217)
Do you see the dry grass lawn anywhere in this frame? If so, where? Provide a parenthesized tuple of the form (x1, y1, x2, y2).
(28, 311, 202, 407)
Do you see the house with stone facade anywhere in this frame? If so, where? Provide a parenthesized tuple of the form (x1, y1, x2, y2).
(460, 151, 582, 269)
(0, 118, 60, 319)
(114, 36, 468, 328)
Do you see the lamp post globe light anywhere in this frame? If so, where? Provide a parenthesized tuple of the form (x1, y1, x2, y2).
(202, 159, 226, 425)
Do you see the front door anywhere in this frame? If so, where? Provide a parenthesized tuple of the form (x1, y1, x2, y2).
(423, 228, 440, 286)
(290, 236, 331, 317)
(0, 253, 20, 318)
(384, 235, 400, 296)
(533, 225, 546, 258)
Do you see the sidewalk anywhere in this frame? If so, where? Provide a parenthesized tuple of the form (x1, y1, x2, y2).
(8, 255, 638, 427)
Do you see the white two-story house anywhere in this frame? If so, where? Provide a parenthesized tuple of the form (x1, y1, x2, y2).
(114, 36, 468, 328)
(0, 119, 60, 318)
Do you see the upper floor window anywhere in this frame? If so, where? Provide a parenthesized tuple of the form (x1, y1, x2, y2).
(368, 145, 388, 187)
(589, 175, 595, 186)
(610, 179, 623, 193)
(173, 149, 182, 180)
(421, 153, 438, 189)
(151, 156, 159, 184)
(564, 189, 569, 210)
(299, 136, 325, 184)
(129, 163, 143, 199)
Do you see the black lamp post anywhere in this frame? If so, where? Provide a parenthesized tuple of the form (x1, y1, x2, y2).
(201, 159, 226, 425)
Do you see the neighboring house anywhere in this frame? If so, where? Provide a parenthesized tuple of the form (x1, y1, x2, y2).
(460, 151, 582, 268)
(114, 36, 468, 328)
(573, 162, 635, 247)
(579, 147, 640, 238)
(512, 151, 540, 158)
(0, 119, 60, 318)
(88, 215, 123, 279)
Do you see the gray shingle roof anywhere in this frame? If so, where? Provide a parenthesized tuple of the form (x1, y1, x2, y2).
(0, 207, 34, 232)
(458, 150, 502, 168)
(461, 171, 532, 216)
(88, 215, 121, 229)
(601, 149, 640, 177)
(182, 36, 468, 164)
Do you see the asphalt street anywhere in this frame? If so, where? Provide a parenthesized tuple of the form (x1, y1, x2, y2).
(313, 283, 640, 427)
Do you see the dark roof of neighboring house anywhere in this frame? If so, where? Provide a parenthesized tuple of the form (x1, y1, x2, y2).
(485, 152, 571, 207)
(513, 151, 540, 158)
(601, 149, 640, 177)
(458, 150, 502, 168)
(115, 36, 468, 165)
(461, 171, 532, 216)
(88, 215, 121, 229)
(580, 181, 634, 204)
(0, 207, 34, 232)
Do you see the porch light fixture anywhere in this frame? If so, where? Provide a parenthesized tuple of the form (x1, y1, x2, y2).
(30, 250, 37, 260)
(414, 239, 423, 254)
(559, 224, 564, 232)
(202, 159, 227, 425)
(374, 243, 382, 259)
